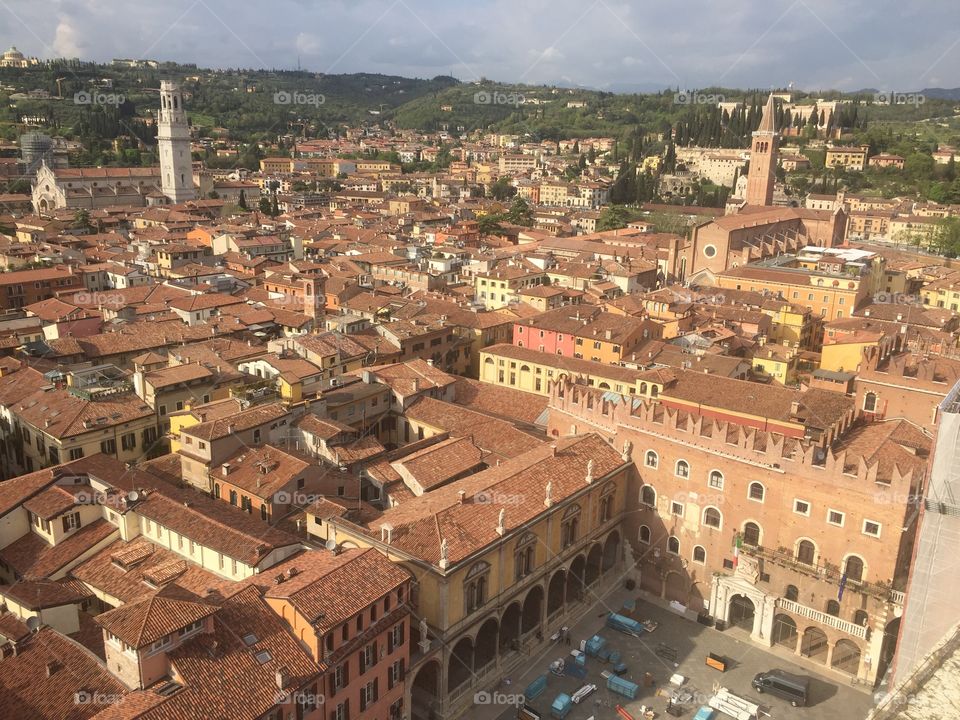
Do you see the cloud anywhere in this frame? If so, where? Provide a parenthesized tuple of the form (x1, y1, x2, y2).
(51, 16, 84, 58)
(0, 0, 955, 91)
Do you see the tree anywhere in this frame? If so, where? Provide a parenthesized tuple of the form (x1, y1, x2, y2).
(597, 205, 633, 231)
(72, 209, 93, 232)
(488, 177, 516, 201)
(258, 196, 272, 215)
(506, 197, 533, 226)
(5, 178, 31, 195)
(477, 213, 505, 236)
(238, 189, 248, 210)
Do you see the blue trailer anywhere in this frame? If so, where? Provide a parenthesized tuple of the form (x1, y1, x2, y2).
(606, 612, 645, 637)
(606, 674, 639, 700)
(584, 634, 607, 657)
(524, 674, 548, 701)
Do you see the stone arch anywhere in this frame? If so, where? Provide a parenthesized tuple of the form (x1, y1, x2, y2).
(499, 603, 521, 653)
(473, 616, 499, 671)
(448, 637, 474, 692)
(566, 555, 586, 603)
(410, 659, 441, 720)
(728, 594, 755, 630)
(801, 627, 829, 663)
(772, 613, 798, 648)
(521, 585, 544, 635)
(585, 543, 603, 586)
(832, 639, 861, 675)
(547, 569, 565, 616)
(601, 529, 620, 572)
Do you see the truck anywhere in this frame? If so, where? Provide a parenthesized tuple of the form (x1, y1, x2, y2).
(707, 688, 763, 720)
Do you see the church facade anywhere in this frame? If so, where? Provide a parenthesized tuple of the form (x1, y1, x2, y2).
(31, 80, 197, 213)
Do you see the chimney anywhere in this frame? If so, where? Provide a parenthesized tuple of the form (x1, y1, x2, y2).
(790, 400, 800, 415)
(275, 667, 290, 691)
(457, 490, 466, 504)
(227, 424, 236, 434)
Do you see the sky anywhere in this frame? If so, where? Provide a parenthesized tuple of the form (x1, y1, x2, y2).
(1, 0, 958, 93)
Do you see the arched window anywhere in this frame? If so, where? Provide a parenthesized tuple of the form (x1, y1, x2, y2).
(645, 450, 658, 468)
(693, 545, 706, 563)
(796, 539, 816, 566)
(514, 534, 537, 580)
(708, 470, 724, 490)
(640, 486, 656, 507)
(599, 483, 616, 523)
(639, 525, 651, 544)
(844, 555, 865, 583)
(465, 562, 490, 613)
(667, 536, 680, 555)
(651, 385, 659, 398)
(703, 507, 722, 529)
(561, 504, 581, 549)
(853, 610, 869, 627)
(825, 600, 840, 617)
(640, 382, 648, 394)
(742, 521, 761, 547)
(748, 482, 765, 502)
(785, 584, 799, 601)
(675, 460, 690, 478)
(863, 392, 878, 413)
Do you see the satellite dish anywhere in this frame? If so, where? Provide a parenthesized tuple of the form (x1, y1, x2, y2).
(324, 538, 338, 551)
(26, 616, 41, 633)
(127, 490, 140, 502)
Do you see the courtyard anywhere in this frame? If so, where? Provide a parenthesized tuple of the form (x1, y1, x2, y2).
(469, 585, 876, 720)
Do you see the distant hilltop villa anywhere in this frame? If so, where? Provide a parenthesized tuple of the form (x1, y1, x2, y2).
(0, 46, 39, 68)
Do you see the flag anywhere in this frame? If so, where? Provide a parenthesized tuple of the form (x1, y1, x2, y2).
(838, 572, 847, 602)
(732, 533, 742, 567)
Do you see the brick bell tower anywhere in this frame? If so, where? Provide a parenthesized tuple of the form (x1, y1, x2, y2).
(745, 94, 778, 206)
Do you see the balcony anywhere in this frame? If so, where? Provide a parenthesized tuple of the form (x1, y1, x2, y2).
(777, 598, 868, 639)
(742, 545, 902, 603)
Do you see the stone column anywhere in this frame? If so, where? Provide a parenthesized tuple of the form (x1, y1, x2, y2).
(795, 629, 805, 656)
(753, 594, 776, 647)
(825, 641, 835, 669)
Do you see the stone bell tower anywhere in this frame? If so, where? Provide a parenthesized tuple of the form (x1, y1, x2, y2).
(745, 94, 779, 207)
(157, 80, 196, 204)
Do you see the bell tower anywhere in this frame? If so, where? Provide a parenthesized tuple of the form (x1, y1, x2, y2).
(157, 80, 196, 204)
(745, 94, 778, 207)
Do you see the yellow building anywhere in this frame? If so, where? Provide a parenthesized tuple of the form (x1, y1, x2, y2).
(479, 344, 669, 398)
(825, 145, 869, 171)
(307, 433, 632, 720)
(750, 342, 800, 384)
(474, 265, 547, 310)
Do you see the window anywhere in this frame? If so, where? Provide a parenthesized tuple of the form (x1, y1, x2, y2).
(68, 447, 84, 461)
(796, 539, 816, 565)
(708, 470, 724, 490)
(121, 433, 136, 451)
(825, 600, 840, 617)
(742, 521, 760, 547)
(702, 507, 722, 529)
(785, 584, 799, 601)
(464, 562, 490, 613)
(640, 486, 656, 507)
(854, 610, 869, 627)
(645, 450, 658, 468)
(693, 546, 706, 563)
(62, 511, 80, 532)
(667, 536, 680, 555)
(253, 429, 261, 443)
(100, 438, 117, 455)
(515, 534, 536, 580)
(561, 505, 581, 549)
(599, 484, 615, 523)
(863, 392, 878, 413)
(670, 501, 684, 517)
(827, 509, 845, 527)
(844, 555, 865, 582)
(793, 499, 810, 516)
(748, 482, 765, 502)
(675, 460, 690, 478)
(359, 680, 379, 712)
(151, 635, 172, 653)
(639, 525, 651, 544)
(360, 641, 378, 673)
(862, 520, 881, 538)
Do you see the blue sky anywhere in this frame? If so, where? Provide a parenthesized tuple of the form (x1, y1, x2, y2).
(1, 0, 958, 92)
